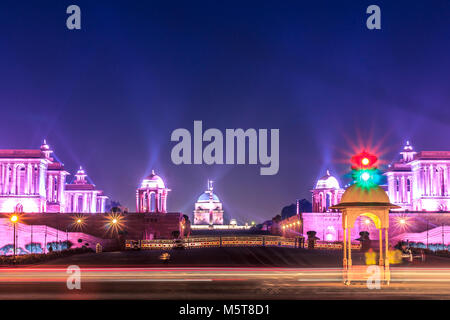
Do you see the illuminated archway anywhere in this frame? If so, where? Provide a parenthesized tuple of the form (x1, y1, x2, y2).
(331, 185, 400, 271)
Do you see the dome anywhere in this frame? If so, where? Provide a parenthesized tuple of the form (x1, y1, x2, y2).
(338, 184, 391, 205)
(315, 170, 340, 189)
(140, 170, 165, 189)
(331, 184, 400, 210)
(197, 192, 220, 202)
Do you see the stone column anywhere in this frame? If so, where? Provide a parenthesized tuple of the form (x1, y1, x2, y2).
(343, 227, 347, 268)
(430, 164, 435, 196)
(156, 192, 160, 213)
(71, 194, 75, 212)
(48, 174, 53, 201)
(401, 176, 406, 203)
(347, 228, 352, 267)
(59, 173, 65, 208)
(422, 167, 426, 196)
(83, 193, 88, 213)
(26, 163, 31, 194)
(31, 165, 35, 194)
(162, 192, 167, 212)
(446, 166, 449, 196)
(35, 164, 39, 195)
(91, 193, 97, 213)
(379, 228, 384, 266)
(0, 163, 4, 194)
(23, 163, 28, 195)
(385, 228, 389, 268)
(5, 163, 10, 194)
(136, 191, 140, 212)
(11, 164, 17, 195)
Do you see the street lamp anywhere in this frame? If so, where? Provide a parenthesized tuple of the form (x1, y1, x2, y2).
(10, 215, 18, 259)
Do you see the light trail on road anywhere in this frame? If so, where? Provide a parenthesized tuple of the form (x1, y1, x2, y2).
(1, 267, 450, 283)
(0, 267, 449, 299)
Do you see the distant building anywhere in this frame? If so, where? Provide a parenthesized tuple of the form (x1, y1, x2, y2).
(0, 141, 107, 213)
(65, 167, 108, 213)
(136, 170, 170, 213)
(311, 170, 344, 212)
(134, 170, 183, 239)
(193, 180, 224, 225)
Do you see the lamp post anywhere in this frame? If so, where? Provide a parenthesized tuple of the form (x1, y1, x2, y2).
(10, 215, 18, 259)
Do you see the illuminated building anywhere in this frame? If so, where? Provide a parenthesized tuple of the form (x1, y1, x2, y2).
(136, 170, 170, 213)
(193, 180, 224, 225)
(0, 141, 107, 213)
(311, 170, 344, 212)
(386, 141, 450, 211)
(65, 167, 108, 213)
(300, 145, 450, 245)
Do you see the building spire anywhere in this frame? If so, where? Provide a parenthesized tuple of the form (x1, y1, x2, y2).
(75, 166, 88, 184)
(400, 140, 416, 162)
(40, 139, 53, 158)
(208, 179, 214, 191)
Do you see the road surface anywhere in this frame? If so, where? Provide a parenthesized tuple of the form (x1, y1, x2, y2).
(1, 248, 449, 299)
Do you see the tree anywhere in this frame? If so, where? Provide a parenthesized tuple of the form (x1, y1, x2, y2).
(271, 214, 282, 235)
(182, 215, 191, 237)
(25, 243, 43, 254)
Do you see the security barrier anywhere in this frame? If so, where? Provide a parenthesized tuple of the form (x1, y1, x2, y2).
(125, 237, 361, 250)
(125, 235, 335, 250)
(304, 241, 361, 250)
(221, 236, 263, 247)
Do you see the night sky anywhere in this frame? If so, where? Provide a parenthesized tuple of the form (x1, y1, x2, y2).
(1, 1, 449, 223)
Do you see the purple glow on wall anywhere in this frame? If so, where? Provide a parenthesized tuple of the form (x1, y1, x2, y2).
(0, 219, 112, 255)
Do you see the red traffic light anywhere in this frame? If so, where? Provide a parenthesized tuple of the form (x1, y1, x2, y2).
(351, 151, 377, 169)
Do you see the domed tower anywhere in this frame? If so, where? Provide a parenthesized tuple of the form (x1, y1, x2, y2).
(40, 139, 53, 159)
(136, 170, 170, 213)
(311, 170, 344, 212)
(193, 180, 224, 225)
(65, 166, 108, 213)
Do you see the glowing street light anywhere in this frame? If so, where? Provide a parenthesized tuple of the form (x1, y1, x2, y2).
(399, 218, 406, 225)
(106, 214, 124, 235)
(10, 214, 19, 259)
(365, 219, 370, 225)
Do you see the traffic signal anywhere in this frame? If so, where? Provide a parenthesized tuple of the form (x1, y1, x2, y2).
(350, 151, 382, 189)
(351, 151, 377, 169)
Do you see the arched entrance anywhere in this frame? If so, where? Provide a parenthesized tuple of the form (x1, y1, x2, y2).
(340, 208, 389, 268)
(331, 184, 400, 284)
